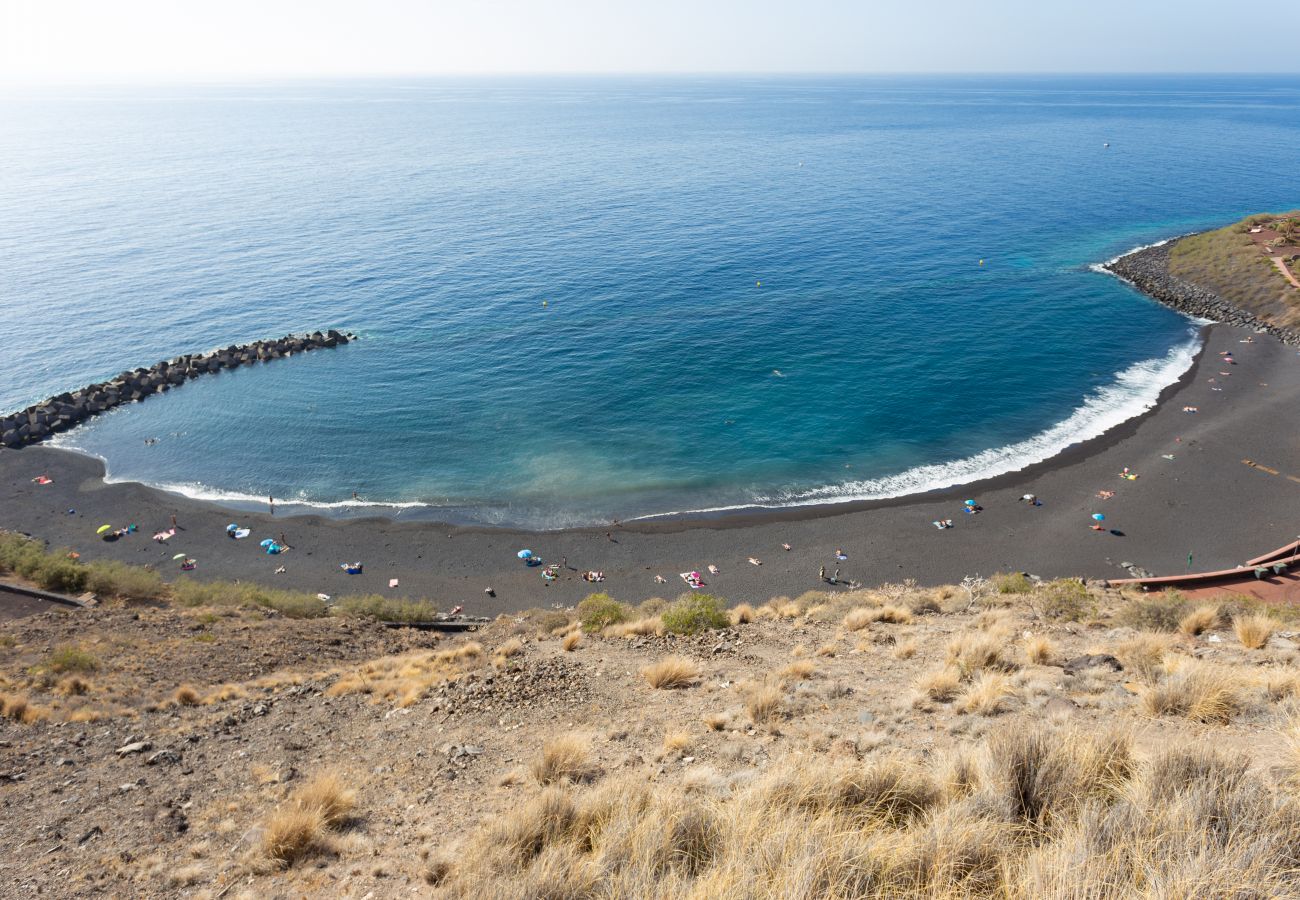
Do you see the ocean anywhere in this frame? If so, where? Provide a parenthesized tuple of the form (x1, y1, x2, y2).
(1, 75, 1297, 528)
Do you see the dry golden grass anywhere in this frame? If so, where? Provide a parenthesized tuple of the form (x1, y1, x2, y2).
(743, 680, 785, 724)
(815, 642, 837, 657)
(842, 607, 874, 632)
(607, 617, 663, 638)
(757, 599, 801, 620)
(703, 712, 729, 731)
(779, 660, 815, 681)
(1234, 614, 1274, 650)
(1114, 632, 1173, 684)
(562, 631, 582, 652)
(261, 803, 328, 865)
(324, 642, 489, 707)
(956, 671, 1014, 716)
(0, 692, 47, 724)
(56, 675, 91, 696)
(1023, 635, 1056, 665)
(893, 639, 917, 660)
(915, 666, 962, 703)
(729, 603, 755, 625)
(173, 684, 201, 706)
(662, 731, 692, 753)
(531, 734, 597, 785)
(438, 724, 1299, 899)
(642, 655, 699, 689)
(260, 770, 356, 865)
(1264, 669, 1300, 702)
(295, 771, 356, 827)
(1140, 661, 1245, 723)
(874, 604, 914, 625)
(1178, 605, 1221, 637)
(494, 637, 524, 658)
(945, 631, 1009, 674)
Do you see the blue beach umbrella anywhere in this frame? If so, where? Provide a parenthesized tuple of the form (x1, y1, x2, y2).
(226, 523, 239, 532)
(260, 538, 275, 548)
(1092, 513, 1106, 522)
(963, 499, 976, 507)
(517, 549, 533, 559)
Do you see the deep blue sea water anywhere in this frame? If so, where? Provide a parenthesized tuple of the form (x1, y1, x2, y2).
(1, 76, 1298, 528)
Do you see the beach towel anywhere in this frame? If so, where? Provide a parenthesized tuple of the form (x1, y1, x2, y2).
(153, 529, 176, 542)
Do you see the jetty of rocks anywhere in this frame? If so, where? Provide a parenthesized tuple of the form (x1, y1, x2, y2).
(1, 330, 355, 449)
(1103, 242, 1299, 346)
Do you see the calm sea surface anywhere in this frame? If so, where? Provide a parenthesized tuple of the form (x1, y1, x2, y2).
(1, 76, 1297, 527)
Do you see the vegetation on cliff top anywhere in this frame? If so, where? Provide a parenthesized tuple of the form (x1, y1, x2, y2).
(1169, 210, 1300, 328)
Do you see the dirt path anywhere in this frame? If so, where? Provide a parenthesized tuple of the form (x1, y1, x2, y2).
(1271, 256, 1300, 290)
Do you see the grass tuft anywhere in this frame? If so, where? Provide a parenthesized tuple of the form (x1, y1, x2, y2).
(642, 655, 699, 689)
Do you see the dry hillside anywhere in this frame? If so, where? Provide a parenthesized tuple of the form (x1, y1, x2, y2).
(4, 569, 1300, 898)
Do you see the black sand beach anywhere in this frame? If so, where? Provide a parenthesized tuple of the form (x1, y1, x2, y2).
(3, 323, 1299, 616)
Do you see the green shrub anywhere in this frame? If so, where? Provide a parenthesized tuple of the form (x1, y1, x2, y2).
(0, 532, 44, 573)
(1117, 591, 1187, 632)
(1037, 579, 1093, 622)
(84, 559, 166, 601)
(577, 593, 631, 632)
(991, 572, 1033, 595)
(661, 593, 730, 635)
(241, 586, 329, 619)
(169, 579, 251, 608)
(332, 594, 438, 623)
(32, 555, 88, 594)
(46, 645, 99, 674)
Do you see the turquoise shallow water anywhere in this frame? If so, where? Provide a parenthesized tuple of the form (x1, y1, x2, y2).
(1, 75, 1297, 528)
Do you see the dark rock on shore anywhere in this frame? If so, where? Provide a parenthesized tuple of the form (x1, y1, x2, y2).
(0, 331, 357, 451)
(1104, 242, 1299, 346)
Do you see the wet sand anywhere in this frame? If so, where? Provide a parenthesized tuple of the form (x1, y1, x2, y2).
(2, 324, 1298, 616)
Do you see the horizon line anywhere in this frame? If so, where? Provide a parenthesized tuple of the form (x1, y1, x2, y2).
(4, 70, 1300, 88)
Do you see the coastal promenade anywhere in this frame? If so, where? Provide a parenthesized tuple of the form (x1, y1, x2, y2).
(2, 323, 1298, 616)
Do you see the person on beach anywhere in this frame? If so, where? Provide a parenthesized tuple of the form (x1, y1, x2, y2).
(278, 533, 288, 549)
(170, 514, 178, 530)
(561, 556, 567, 570)
(269, 496, 275, 515)
(605, 532, 615, 542)
(782, 542, 792, 551)
(819, 564, 826, 582)
(748, 557, 762, 566)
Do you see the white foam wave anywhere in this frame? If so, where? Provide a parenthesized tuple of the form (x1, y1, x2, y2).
(132, 480, 430, 512)
(632, 331, 1203, 521)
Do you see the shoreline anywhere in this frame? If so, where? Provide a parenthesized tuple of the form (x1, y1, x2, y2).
(4, 317, 1299, 614)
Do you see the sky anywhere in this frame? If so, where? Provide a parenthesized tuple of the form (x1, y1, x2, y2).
(2, 0, 1297, 83)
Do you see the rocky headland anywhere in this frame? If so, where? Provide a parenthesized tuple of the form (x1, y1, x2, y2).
(1104, 229, 1300, 347)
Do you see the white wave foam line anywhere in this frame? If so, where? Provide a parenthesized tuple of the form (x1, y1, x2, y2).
(633, 332, 1203, 520)
(135, 480, 431, 511)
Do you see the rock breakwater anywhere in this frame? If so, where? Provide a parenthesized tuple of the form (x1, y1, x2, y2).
(1, 330, 354, 449)
(1103, 242, 1299, 346)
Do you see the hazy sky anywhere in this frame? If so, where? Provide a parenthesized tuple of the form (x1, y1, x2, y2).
(2, 0, 1297, 83)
